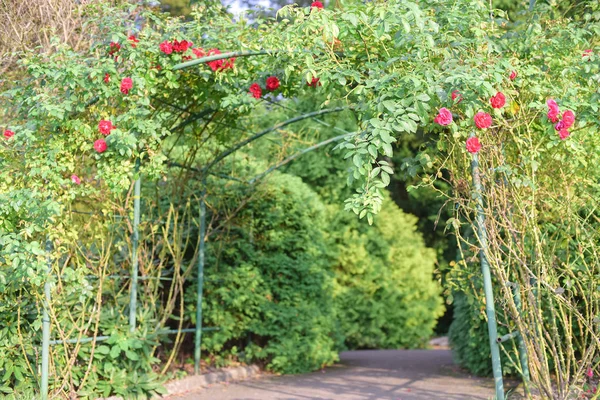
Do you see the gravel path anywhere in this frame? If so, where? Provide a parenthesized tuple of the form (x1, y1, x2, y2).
(165, 349, 495, 400)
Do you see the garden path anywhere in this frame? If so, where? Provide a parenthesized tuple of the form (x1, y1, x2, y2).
(166, 349, 496, 400)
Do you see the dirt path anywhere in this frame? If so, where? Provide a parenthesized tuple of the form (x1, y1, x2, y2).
(166, 349, 496, 400)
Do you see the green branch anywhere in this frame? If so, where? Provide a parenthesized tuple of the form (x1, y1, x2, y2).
(172, 50, 281, 71)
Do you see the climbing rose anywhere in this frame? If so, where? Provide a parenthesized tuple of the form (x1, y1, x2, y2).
(94, 139, 107, 153)
(546, 99, 560, 123)
(71, 174, 81, 185)
(474, 112, 492, 129)
(509, 70, 517, 80)
(159, 40, 173, 55)
(120, 77, 133, 94)
(3, 129, 14, 139)
(104, 73, 110, 83)
(562, 110, 575, 128)
(249, 83, 262, 99)
(311, 1, 324, 9)
(466, 137, 482, 154)
(266, 76, 280, 91)
(98, 120, 115, 135)
(108, 42, 121, 55)
(490, 92, 506, 109)
(558, 129, 570, 140)
(128, 35, 139, 48)
(307, 77, 321, 87)
(434, 108, 453, 126)
(173, 40, 193, 53)
(451, 90, 462, 103)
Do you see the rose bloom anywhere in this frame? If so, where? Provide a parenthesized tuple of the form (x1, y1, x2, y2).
(98, 120, 115, 135)
(159, 40, 173, 55)
(559, 129, 570, 140)
(490, 92, 506, 109)
(104, 73, 110, 83)
(3, 129, 14, 139)
(451, 90, 462, 103)
(128, 35, 139, 48)
(266, 76, 280, 91)
(120, 77, 133, 94)
(94, 139, 108, 153)
(249, 83, 262, 99)
(562, 110, 575, 128)
(109, 42, 121, 55)
(474, 112, 492, 129)
(307, 77, 321, 87)
(173, 40, 192, 53)
(509, 70, 517, 80)
(466, 137, 482, 154)
(311, 1, 324, 9)
(583, 49, 593, 59)
(71, 174, 81, 185)
(554, 121, 565, 131)
(546, 99, 560, 123)
(434, 107, 453, 126)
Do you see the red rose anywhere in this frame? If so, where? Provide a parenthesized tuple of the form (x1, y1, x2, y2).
(266, 76, 280, 91)
(3, 129, 14, 139)
(546, 99, 560, 123)
(307, 77, 321, 87)
(128, 35, 139, 48)
(474, 112, 492, 129)
(434, 107, 453, 126)
(159, 40, 173, 55)
(311, 1, 324, 9)
(120, 77, 133, 94)
(206, 49, 223, 71)
(509, 70, 517, 80)
(173, 40, 192, 53)
(71, 174, 81, 185)
(249, 83, 262, 99)
(466, 137, 482, 154)
(98, 120, 115, 135)
(559, 129, 570, 140)
(583, 49, 593, 59)
(94, 139, 107, 153)
(451, 90, 462, 103)
(193, 48, 206, 58)
(109, 42, 121, 55)
(104, 73, 110, 83)
(562, 110, 575, 128)
(490, 92, 506, 109)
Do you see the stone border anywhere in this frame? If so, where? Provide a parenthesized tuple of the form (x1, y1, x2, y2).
(99, 365, 261, 400)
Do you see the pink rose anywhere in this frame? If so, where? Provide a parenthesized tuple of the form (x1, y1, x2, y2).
(94, 139, 107, 153)
(434, 107, 453, 126)
(562, 110, 575, 128)
(547, 99, 560, 123)
(509, 71, 517, 80)
(120, 77, 133, 95)
(490, 92, 506, 109)
(466, 137, 482, 154)
(474, 112, 492, 129)
(71, 174, 81, 185)
(558, 129, 570, 140)
(160, 40, 173, 55)
(98, 120, 115, 136)
(451, 90, 462, 103)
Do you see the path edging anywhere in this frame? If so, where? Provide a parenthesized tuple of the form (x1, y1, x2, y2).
(98, 365, 261, 400)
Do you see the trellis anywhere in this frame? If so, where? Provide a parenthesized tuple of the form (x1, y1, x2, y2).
(37, 51, 355, 400)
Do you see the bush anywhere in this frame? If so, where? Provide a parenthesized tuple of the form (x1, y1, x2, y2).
(195, 172, 338, 374)
(329, 194, 444, 350)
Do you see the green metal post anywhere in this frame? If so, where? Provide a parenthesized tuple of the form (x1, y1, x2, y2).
(41, 239, 53, 400)
(512, 284, 531, 384)
(194, 188, 207, 374)
(129, 170, 141, 332)
(471, 150, 505, 400)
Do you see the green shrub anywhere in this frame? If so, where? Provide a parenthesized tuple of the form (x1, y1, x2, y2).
(195, 172, 338, 374)
(328, 194, 444, 350)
